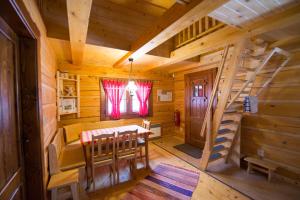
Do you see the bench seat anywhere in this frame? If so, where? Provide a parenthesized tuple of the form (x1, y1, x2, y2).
(59, 146, 85, 171)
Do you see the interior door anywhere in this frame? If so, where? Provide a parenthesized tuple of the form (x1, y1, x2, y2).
(0, 18, 24, 200)
(185, 69, 215, 148)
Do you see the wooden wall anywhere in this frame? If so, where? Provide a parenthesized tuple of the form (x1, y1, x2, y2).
(58, 64, 175, 135)
(22, 0, 58, 189)
(241, 49, 300, 183)
(174, 48, 233, 137)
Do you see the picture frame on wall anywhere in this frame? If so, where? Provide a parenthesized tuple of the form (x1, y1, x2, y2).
(61, 99, 76, 113)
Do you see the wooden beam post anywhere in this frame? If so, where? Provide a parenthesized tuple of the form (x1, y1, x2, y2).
(66, 0, 93, 65)
(113, 0, 229, 68)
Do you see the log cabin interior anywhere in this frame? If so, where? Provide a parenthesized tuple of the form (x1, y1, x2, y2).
(1, 0, 300, 199)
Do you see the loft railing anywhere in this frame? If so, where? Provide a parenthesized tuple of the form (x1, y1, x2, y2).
(174, 16, 225, 49)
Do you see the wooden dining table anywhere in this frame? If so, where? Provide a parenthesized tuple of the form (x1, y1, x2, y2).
(80, 124, 152, 188)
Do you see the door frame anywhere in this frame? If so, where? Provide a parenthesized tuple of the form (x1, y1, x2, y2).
(185, 68, 216, 148)
(0, 0, 45, 199)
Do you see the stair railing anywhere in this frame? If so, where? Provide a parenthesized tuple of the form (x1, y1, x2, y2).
(200, 45, 230, 139)
(199, 39, 247, 170)
(226, 47, 291, 109)
(255, 48, 291, 96)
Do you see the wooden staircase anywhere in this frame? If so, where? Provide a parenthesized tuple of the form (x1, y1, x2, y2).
(199, 39, 291, 170)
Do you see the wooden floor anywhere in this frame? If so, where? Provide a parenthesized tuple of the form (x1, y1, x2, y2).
(79, 141, 247, 200)
(153, 136, 300, 200)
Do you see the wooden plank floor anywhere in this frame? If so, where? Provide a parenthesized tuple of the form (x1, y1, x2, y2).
(152, 136, 300, 200)
(80, 142, 248, 200)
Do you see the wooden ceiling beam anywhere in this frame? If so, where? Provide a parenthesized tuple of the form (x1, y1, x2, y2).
(147, 4, 300, 71)
(66, 0, 93, 65)
(113, 0, 229, 68)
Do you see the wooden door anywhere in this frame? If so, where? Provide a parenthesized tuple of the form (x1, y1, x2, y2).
(185, 69, 215, 148)
(0, 18, 24, 200)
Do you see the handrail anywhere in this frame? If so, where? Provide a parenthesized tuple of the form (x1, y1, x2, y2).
(175, 16, 225, 49)
(200, 45, 230, 137)
(226, 47, 291, 109)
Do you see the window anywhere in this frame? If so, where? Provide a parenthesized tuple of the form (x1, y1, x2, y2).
(100, 82, 153, 120)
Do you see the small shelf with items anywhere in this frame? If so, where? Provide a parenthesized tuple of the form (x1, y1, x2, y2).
(57, 71, 80, 121)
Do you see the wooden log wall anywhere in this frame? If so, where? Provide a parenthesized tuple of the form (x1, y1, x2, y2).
(173, 48, 234, 137)
(58, 64, 175, 135)
(242, 49, 300, 183)
(22, 0, 58, 191)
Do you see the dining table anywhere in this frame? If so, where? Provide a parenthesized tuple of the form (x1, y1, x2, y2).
(80, 124, 152, 188)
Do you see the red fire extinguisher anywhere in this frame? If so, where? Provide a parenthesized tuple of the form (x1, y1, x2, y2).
(174, 110, 180, 127)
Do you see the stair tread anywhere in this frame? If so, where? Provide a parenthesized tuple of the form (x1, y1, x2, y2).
(218, 128, 235, 134)
(209, 153, 225, 162)
(224, 110, 242, 114)
(220, 120, 239, 126)
(215, 137, 232, 144)
(212, 145, 228, 153)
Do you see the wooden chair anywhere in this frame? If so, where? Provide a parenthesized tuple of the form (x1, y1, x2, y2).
(91, 133, 116, 191)
(115, 129, 138, 183)
(138, 120, 151, 162)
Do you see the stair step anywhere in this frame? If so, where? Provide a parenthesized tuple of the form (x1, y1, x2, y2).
(220, 120, 238, 125)
(218, 128, 235, 135)
(209, 153, 225, 162)
(215, 137, 232, 145)
(212, 145, 228, 153)
(224, 109, 242, 114)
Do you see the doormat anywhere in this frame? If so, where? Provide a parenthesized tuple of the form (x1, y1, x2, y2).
(174, 144, 202, 159)
(122, 163, 199, 200)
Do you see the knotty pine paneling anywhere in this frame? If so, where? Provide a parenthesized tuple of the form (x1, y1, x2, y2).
(241, 48, 300, 183)
(59, 67, 175, 136)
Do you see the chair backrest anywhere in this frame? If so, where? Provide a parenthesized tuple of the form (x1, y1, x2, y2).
(91, 133, 115, 163)
(48, 128, 65, 175)
(63, 123, 83, 144)
(116, 129, 138, 154)
(142, 120, 151, 130)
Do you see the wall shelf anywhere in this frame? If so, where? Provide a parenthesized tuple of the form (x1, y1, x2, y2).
(57, 71, 80, 121)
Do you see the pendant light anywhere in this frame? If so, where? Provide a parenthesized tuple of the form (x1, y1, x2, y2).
(127, 58, 137, 96)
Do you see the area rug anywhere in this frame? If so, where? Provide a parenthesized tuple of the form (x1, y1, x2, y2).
(174, 144, 203, 159)
(122, 163, 200, 200)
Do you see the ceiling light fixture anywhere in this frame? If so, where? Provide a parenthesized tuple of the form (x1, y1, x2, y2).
(127, 58, 137, 96)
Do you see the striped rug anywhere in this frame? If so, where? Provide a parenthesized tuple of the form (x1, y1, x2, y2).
(122, 163, 200, 200)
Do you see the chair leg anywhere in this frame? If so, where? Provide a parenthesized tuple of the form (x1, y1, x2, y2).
(112, 162, 116, 185)
(140, 147, 143, 161)
(116, 159, 120, 184)
(133, 158, 137, 180)
(92, 165, 95, 192)
(71, 183, 79, 200)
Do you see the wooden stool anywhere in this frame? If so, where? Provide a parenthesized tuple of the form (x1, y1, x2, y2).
(47, 169, 79, 200)
(245, 157, 278, 182)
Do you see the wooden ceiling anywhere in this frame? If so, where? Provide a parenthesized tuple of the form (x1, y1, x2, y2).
(209, 0, 298, 27)
(42, 0, 300, 73)
(40, 0, 175, 56)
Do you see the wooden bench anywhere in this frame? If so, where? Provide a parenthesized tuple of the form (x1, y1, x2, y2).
(245, 157, 278, 182)
(47, 169, 79, 200)
(63, 122, 101, 149)
(48, 128, 86, 177)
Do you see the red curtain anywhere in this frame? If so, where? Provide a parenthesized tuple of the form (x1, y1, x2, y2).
(135, 81, 152, 116)
(102, 79, 126, 119)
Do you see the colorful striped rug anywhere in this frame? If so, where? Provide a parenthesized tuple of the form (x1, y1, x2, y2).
(122, 163, 200, 200)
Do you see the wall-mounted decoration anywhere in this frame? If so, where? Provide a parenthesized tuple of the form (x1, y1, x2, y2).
(57, 71, 80, 121)
(157, 89, 172, 102)
(61, 99, 76, 113)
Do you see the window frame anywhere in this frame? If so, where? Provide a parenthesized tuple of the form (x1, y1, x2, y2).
(100, 80, 153, 121)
